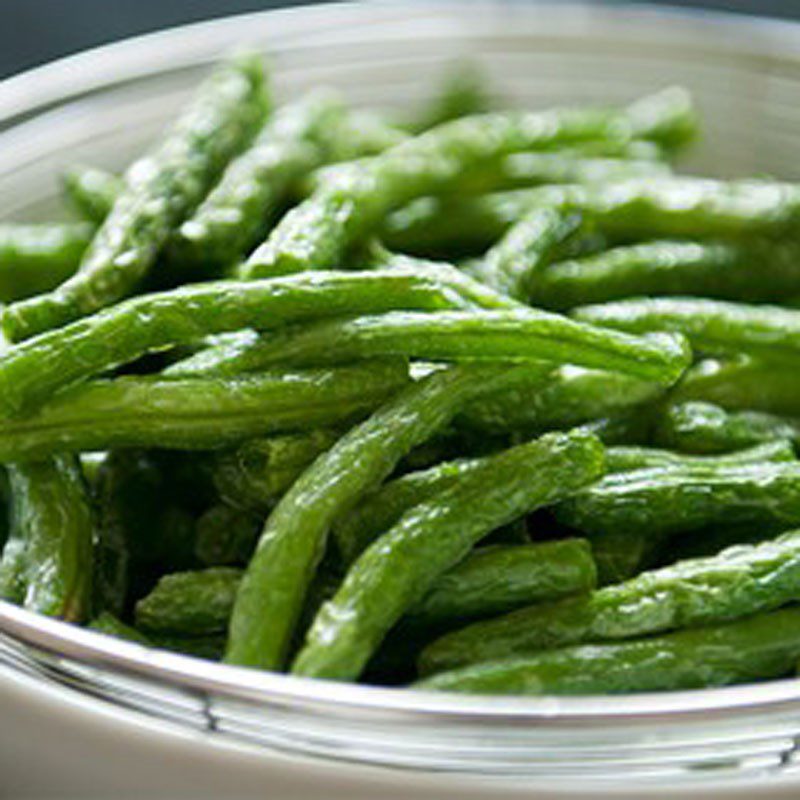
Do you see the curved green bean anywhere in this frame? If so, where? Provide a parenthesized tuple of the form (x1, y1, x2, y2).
(292, 429, 604, 681)
(0, 270, 462, 417)
(242, 89, 695, 278)
(419, 530, 800, 675)
(4, 53, 268, 342)
(606, 440, 795, 471)
(225, 363, 553, 670)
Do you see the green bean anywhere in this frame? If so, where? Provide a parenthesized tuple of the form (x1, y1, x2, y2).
(89, 611, 152, 645)
(555, 461, 800, 540)
(405, 540, 596, 629)
(0, 361, 409, 462)
(0, 223, 93, 303)
(0, 534, 26, 603)
(419, 530, 800, 675)
(291, 429, 604, 681)
(573, 297, 800, 366)
(471, 207, 584, 300)
(161, 309, 691, 387)
(136, 567, 241, 635)
(194, 504, 262, 566)
(407, 62, 492, 133)
(0, 270, 463, 418)
(459, 365, 662, 435)
(455, 152, 672, 196)
(129, 539, 595, 644)
(535, 240, 800, 310)
(225, 363, 553, 670)
(211, 430, 341, 514)
(61, 166, 122, 223)
(241, 89, 695, 279)
(149, 632, 227, 661)
(415, 606, 800, 695)
(383, 178, 800, 258)
(673, 358, 800, 418)
(606, 440, 795, 471)
(589, 530, 659, 586)
(319, 110, 408, 161)
(171, 91, 345, 269)
(4, 53, 268, 342)
(334, 456, 489, 563)
(655, 401, 800, 454)
(8, 456, 94, 622)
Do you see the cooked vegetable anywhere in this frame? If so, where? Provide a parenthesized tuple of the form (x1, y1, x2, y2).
(0, 361, 409, 462)
(62, 166, 122, 223)
(4, 53, 268, 341)
(9, 456, 94, 622)
(292, 430, 604, 681)
(416, 607, 800, 695)
(0, 223, 93, 302)
(0, 270, 463, 417)
(419, 530, 800, 674)
(225, 363, 555, 670)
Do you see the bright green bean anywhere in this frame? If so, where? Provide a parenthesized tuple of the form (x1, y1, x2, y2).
(415, 607, 800, 695)
(419, 530, 800, 675)
(4, 53, 268, 341)
(292, 429, 604, 681)
(61, 166, 122, 223)
(0, 360, 409, 462)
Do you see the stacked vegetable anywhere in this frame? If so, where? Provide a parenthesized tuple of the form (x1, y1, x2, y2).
(4, 52, 800, 697)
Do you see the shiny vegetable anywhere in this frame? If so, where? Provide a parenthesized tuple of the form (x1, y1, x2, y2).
(4, 53, 268, 341)
(415, 606, 800, 695)
(0, 360, 409, 462)
(419, 530, 800, 674)
(9, 456, 94, 622)
(292, 429, 604, 681)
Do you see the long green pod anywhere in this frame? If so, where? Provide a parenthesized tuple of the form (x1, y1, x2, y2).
(130, 540, 596, 639)
(171, 91, 345, 268)
(672, 358, 800, 418)
(455, 152, 671, 196)
(242, 89, 695, 278)
(0, 270, 464, 417)
(0, 223, 93, 303)
(61, 166, 122, 223)
(9, 456, 94, 622)
(0, 361, 408, 462)
(415, 606, 800, 695)
(334, 456, 489, 563)
(211, 430, 341, 513)
(606, 440, 795, 471)
(383, 178, 800, 258)
(555, 461, 800, 540)
(225, 363, 553, 671)
(4, 53, 268, 342)
(291, 430, 605, 681)
(471, 207, 584, 300)
(0, 534, 26, 603)
(655, 401, 800, 454)
(459, 364, 662, 435)
(419, 530, 800, 675)
(161, 309, 691, 387)
(536, 240, 800, 310)
(405, 540, 596, 629)
(573, 297, 800, 366)
(136, 567, 242, 635)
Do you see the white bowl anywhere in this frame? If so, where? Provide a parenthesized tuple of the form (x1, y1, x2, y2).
(3, 2, 800, 797)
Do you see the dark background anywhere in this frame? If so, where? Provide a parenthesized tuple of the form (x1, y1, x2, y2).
(1, 0, 799, 80)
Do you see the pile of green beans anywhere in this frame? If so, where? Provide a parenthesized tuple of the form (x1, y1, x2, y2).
(6, 52, 800, 699)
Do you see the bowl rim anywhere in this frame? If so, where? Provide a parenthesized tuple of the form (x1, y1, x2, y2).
(2, 0, 800, 727)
